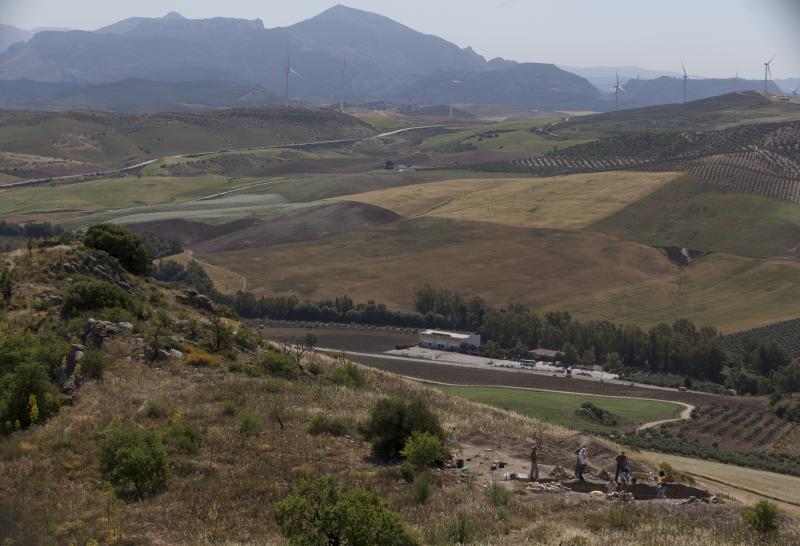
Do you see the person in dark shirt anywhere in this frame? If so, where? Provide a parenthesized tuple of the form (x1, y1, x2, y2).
(614, 452, 628, 483)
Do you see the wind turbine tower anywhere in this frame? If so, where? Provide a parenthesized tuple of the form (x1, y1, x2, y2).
(340, 57, 347, 113)
(681, 63, 688, 104)
(284, 54, 302, 108)
(763, 55, 775, 94)
(449, 80, 461, 118)
(612, 71, 625, 112)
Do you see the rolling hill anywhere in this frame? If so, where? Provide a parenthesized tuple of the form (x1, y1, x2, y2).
(0, 107, 375, 174)
(617, 76, 783, 108)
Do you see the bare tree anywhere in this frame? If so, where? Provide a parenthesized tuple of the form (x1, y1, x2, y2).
(279, 332, 317, 371)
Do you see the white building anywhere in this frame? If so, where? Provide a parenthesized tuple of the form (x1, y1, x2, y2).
(419, 329, 481, 351)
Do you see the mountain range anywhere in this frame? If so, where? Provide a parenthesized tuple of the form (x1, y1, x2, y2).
(0, 5, 796, 112)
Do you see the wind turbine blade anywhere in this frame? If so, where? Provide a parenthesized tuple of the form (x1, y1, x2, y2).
(767, 54, 776, 64)
(290, 67, 302, 78)
(619, 87, 626, 92)
(616, 70, 619, 86)
(682, 63, 687, 77)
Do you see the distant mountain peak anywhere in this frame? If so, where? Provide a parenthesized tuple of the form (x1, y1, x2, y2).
(163, 12, 186, 20)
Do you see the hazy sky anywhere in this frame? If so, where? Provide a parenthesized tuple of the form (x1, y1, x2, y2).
(1, 0, 798, 79)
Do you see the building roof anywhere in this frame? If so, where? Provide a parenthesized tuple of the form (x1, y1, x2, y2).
(420, 329, 474, 340)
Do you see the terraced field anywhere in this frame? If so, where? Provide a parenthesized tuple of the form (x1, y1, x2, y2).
(724, 318, 800, 358)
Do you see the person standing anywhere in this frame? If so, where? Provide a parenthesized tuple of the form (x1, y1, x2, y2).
(575, 447, 587, 481)
(614, 451, 628, 483)
(530, 444, 539, 481)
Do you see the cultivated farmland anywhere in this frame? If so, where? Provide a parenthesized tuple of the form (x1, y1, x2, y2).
(433, 384, 683, 433)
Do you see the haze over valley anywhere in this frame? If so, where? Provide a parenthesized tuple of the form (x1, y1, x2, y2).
(2, 3, 800, 546)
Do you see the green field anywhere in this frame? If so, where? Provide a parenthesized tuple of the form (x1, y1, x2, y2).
(592, 175, 800, 257)
(415, 120, 594, 153)
(0, 175, 268, 217)
(435, 385, 683, 432)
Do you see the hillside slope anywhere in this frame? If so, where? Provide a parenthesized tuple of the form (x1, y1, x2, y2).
(2, 243, 798, 545)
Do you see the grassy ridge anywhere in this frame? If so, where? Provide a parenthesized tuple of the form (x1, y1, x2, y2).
(591, 175, 800, 257)
(0, 108, 375, 166)
(562, 253, 800, 333)
(339, 171, 679, 228)
(434, 385, 683, 433)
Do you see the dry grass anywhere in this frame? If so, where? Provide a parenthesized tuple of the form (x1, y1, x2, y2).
(2, 247, 799, 545)
(5, 353, 799, 546)
(200, 217, 676, 309)
(158, 250, 245, 294)
(335, 171, 679, 229)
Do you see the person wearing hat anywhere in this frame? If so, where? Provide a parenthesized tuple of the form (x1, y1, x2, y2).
(575, 447, 587, 481)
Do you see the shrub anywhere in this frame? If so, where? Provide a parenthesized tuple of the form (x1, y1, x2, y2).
(400, 431, 446, 470)
(97, 426, 169, 499)
(61, 279, 133, 317)
(742, 500, 780, 536)
(185, 349, 219, 367)
(485, 483, 512, 506)
(326, 361, 366, 388)
(257, 351, 300, 380)
(145, 401, 168, 419)
(0, 361, 60, 433)
(84, 224, 150, 275)
(80, 349, 110, 380)
(411, 471, 435, 504)
(362, 397, 444, 460)
(237, 411, 262, 439)
(307, 412, 350, 436)
(222, 400, 237, 416)
(163, 422, 203, 455)
(275, 474, 418, 546)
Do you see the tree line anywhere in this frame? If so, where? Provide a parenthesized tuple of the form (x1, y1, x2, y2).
(148, 245, 796, 393)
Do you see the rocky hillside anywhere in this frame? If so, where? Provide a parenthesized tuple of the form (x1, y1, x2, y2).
(1, 230, 798, 545)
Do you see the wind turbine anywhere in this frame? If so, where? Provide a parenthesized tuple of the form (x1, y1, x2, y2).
(763, 55, 775, 94)
(284, 54, 302, 108)
(449, 80, 461, 118)
(733, 66, 740, 91)
(681, 63, 688, 104)
(612, 71, 625, 112)
(339, 56, 347, 113)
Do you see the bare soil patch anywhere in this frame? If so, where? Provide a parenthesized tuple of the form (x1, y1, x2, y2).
(257, 325, 417, 353)
(127, 217, 260, 245)
(347, 353, 718, 405)
(193, 201, 401, 253)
